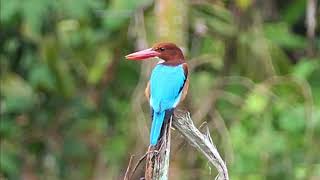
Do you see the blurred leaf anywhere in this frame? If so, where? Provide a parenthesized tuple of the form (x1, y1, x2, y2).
(0, 147, 18, 176)
(204, 17, 235, 37)
(264, 22, 307, 49)
(0, 73, 37, 113)
(268, 43, 292, 75)
(193, 4, 233, 23)
(192, 5, 236, 37)
(281, 0, 306, 24)
(20, 0, 53, 39)
(103, 0, 150, 30)
(0, 118, 19, 138)
(63, 138, 89, 159)
(230, 123, 247, 148)
(291, 59, 319, 80)
(41, 37, 76, 97)
(70, 115, 107, 137)
(279, 106, 305, 133)
(313, 109, 320, 135)
(190, 72, 213, 106)
(200, 38, 224, 69)
(57, 19, 81, 47)
(244, 86, 269, 114)
(59, 0, 103, 19)
(88, 48, 111, 84)
(29, 64, 56, 91)
(236, 0, 252, 10)
(295, 166, 307, 179)
(0, 0, 20, 23)
(103, 136, 126, 164)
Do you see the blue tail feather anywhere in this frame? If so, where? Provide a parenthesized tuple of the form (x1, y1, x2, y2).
(150, 111, 166, 145)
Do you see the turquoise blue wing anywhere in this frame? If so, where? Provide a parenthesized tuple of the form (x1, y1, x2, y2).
(149, 64, 186, 112)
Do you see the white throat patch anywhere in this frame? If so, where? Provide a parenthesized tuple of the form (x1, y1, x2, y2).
(158, 59, 165, 64)
(157, 58, 165, 64)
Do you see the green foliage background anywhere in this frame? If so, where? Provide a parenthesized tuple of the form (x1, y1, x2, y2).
(0, 0, 319, 179)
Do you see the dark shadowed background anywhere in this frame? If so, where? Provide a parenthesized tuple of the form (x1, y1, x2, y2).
(0, 0, 319, 179)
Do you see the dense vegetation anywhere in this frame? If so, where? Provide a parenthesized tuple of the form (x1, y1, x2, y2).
(0, 0, 319, 179)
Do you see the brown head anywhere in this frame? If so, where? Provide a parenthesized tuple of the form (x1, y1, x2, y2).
(125, 42, 185, 65)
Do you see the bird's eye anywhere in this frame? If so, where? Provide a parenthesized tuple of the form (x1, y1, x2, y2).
(159, 47, 165, 51)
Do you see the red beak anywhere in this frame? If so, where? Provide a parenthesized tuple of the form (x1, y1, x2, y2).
(125, 48, 160, 60)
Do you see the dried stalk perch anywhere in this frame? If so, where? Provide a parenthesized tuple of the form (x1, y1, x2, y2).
(172, 110, 229, 180)
(145, 117, 172, 180)
(125, 110, 229, 180)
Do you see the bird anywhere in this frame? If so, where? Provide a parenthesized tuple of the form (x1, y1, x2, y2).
(125, 42, 189, 146)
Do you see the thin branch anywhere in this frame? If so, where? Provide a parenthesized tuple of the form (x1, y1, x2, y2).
(130, 153, 148, 180)
(124, 152, 153, 180)
(124, 155, 135, 180)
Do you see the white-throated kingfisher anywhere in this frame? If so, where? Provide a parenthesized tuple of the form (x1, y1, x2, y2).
(125, 42, 189, 146)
